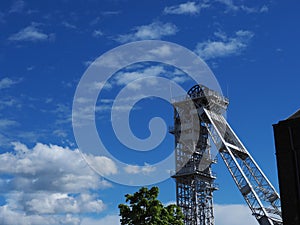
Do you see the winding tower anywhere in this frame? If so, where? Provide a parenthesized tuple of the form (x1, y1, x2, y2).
(170, 84, 282, 225)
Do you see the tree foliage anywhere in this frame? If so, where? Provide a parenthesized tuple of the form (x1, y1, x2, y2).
(118, 186, 184, 225)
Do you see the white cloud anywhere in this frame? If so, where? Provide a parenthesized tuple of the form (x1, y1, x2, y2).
(53, 129, 68, 138)
(171, 75, 188, 83)
(124, 163, 156, 174)
(62, 21, 77, 29)
(93, 29, 103, 38)
(0, 205, 81, 225)
(81, 214, 120, 225)
(149, 45, 172, 57)
(0, 142, 115, 192)
(240, 5, 269, 14)
(260, 5, 269, 13)
(102, 11, 120, 16)
(0, 98, 18, 108)
(112, 65, 188, 90)
(8, 23, 54, 42)
(81, 204, 257, 225)
(0, 119, 19, 129)
(0, 142, 116, 225)
(83, 60, 94, 67)
(214, 204, 257, 225)
(0, 77, 21, 89)
(84, 154, 118, 176)
(25, 192, 105, 214)
(92, 81, 112, 90)
(95, 96, 144, 113)
(164, 1, 209, 15)
(116, 22, 178, 43)
(163, 200, 176, 206)
(216, 0, 239, 11)
(114, 65, 164, 87)
(75, 64, 189, 123)
(216, 0, 269, 14)
(83, 55, 124, 69)
(9, 0, 25, 13)
(27, 65, 35, 71)
(50, 103, 73, 126)
(195, 30, 254, 60)
(73, 64, 189, 123)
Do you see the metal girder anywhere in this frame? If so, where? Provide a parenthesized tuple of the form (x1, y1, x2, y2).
(200, 107, 282, 225)
(171, 98, 217, 225)
(171, 84, 282, 225)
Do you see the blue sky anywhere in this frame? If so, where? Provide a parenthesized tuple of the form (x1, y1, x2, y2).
(0, 0, 299, 224)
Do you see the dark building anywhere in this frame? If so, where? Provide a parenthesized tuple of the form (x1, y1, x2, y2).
(273, 110, 300, 225)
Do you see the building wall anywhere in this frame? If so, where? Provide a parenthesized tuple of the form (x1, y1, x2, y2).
(273, 113, 300, 225)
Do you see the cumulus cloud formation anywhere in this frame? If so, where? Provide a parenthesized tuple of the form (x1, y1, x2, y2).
(0, 142, 115, 225)
(0, 191, 105, 224)
(116, 21, 178, 43)
(195, 30, 254, 60)
(0, 142, 115, 192)
(25, 192, 105, 214)
(164, 1, 209, 15)
(8, 23, 54, 42)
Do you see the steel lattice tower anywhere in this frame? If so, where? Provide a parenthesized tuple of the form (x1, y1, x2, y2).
(170, 84, 283, 225)
(170, 85, 218, 225)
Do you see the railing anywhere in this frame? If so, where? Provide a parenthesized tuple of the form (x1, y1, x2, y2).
(171, 89, 229, 105)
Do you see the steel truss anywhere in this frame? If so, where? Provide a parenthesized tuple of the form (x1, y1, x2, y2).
(171, 94, 217, 225)
(171, 84, 282, 225)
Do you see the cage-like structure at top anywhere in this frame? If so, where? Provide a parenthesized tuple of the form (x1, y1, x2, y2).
(187, 84, 228, 114)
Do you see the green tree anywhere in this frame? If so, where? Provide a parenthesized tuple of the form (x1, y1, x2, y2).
(118, 186, 184, 225)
